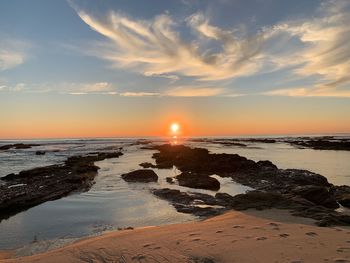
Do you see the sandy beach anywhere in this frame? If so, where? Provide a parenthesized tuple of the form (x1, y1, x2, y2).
(1, 209, 350, 263)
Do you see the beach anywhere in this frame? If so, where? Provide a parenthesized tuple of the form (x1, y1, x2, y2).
(1, 209, 350, 262)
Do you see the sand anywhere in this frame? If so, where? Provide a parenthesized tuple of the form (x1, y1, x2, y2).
(1, 209, 350, 263)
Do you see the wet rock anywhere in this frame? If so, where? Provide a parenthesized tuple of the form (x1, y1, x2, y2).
(176, 172, 220, 191)
(290, 139, 350, 151)
(152, 144, 259, 175)
(332, 185, 350, 207)
(166, 177, 175, 184)
(257, 160, 277, 170)
(139, 162, 157, 168)
(0, 143, 40, 150)
(216, 191, 298, 210)
(121, 169, 158, 183)
(292, 185, 339, 209)
(0, 151, 123, 221)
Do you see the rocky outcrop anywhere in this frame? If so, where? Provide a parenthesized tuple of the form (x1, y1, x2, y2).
(291, 185, 339, 209)
(0, 151, 123, 221)
(332, 185, 350, 207)
(0, 143, 40, 150)
(152, 188, 350, 226)
(139, 162, 157, 168)
(151, 144, 330, 192)
(121, 169, 158, 183)
(176, 172, 220, 191)
(148, 144, 350, 226)
(289, 139, 350, 151)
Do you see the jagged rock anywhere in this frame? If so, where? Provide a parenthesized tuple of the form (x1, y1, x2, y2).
(121, 169, 158, 183)
(216, 191, 298, 210)
(332, 185, 350, 207)
(0, 151, 123, 221)
(0, 143, 40, 150)
(139, 162, 157, 168)
(291, 185, 339, 209)
(289, 139, 350, 151)
(176, 172, 220, 191)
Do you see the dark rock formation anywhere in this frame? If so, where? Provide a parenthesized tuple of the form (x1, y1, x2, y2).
(121, 169, 158, 183)
(291, 185, 339, 209)
(0, 151, 123, 221)
(153, 188, 350, 226)
(176, 172, 220, 191)
(148, 144, 350, 226)
(332, 185, 350, 207)
(35, 151, 46, 155)
(139, 162, 157, 168)
(0, 143, 40, 151)
(289, 139, 350, 151)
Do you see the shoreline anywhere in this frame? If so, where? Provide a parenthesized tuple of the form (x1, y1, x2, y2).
(1, 209, 350, 263)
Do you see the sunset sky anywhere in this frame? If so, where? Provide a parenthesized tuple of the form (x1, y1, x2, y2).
(1, 0, 350, 138)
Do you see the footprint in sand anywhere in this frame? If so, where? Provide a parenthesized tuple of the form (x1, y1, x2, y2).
(337, 247, 350, 253)
(216, 230, 223, 233)
(132, 255, 146, 261)
(143, 243, 153, 248)
(290, 261, 303, 263)
(189, 233, 200, 236)
(305, 232, 318, 237)
(269, 222, 280, 227)
(256, 237, 267, 241)
(192, 238, 201, 242)
(280, 233, 290, 238)
(333, 258, 350, 263)
(233, 225, 244, 229)
(153, 246, 161, 250)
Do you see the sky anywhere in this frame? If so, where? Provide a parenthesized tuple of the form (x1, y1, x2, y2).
(0, 0, 350, 139)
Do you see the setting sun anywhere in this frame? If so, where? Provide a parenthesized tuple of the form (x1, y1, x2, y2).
(170, 123, 180, 133)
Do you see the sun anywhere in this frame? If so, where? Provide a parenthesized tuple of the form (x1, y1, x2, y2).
(170, 123, 180, 133)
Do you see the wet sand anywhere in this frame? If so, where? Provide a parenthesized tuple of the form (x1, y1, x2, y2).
(1, 209, 350, 263)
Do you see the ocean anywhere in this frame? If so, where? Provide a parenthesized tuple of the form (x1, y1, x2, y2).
(0, 136, 349, 249)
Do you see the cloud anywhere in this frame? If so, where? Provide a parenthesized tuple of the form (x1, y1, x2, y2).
(70, 0, 350, 97)
(120, 92, 160, 97)
(264, 85, 350, 98)
(165, 86, 225, 97)
(73, 8, 264, 81)
(0, 39, 28, 71)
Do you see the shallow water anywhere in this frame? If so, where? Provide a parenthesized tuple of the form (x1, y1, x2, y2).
(0, 136, 349, 249)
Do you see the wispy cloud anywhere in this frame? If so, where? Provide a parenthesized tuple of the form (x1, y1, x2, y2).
(0, 39, 28, 71)
(69, 0, 350, 97)
(120, 92, 160, 97)
(73, 8, 264, 82)
(165, 86, 225, 97)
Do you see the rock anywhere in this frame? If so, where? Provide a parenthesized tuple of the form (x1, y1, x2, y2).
(0, 143, 40, 151)
(139, 162, 157, 168)
(35, 151, 46, 155)
(152, 188, 224, 217)
(333, 185, 350, 207)
(0, 151, 123, 221)
(176, 172, 220, 191)
(152, 144, 259, 175)
(217, 191, 298, 211)
(257, 160, 277, 170)
(292, 185, 339, 209)
(166, 177, 175, 184)
(121, 169, 158, 183)
(289, 139, 350, 151)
